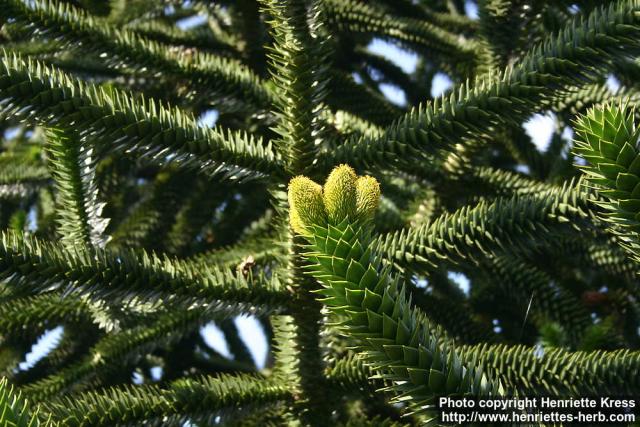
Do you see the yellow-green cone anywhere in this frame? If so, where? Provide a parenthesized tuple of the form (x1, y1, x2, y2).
(355, 175, 381, 221)
(288, 176, 326, 235)
(323, 164, 357, 223)
(288, 165, 381, 234)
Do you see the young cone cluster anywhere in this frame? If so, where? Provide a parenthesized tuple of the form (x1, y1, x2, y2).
(288, 164, 380, 234)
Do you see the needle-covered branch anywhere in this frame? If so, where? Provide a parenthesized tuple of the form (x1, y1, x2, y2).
(0, 230, 288, 312)
(324, 1, 640, 173)
(0, 53, 284, 180)
(287, 165, 502, 416)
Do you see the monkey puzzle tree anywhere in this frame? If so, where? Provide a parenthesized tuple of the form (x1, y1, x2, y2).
(1, 0, 640, 425)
